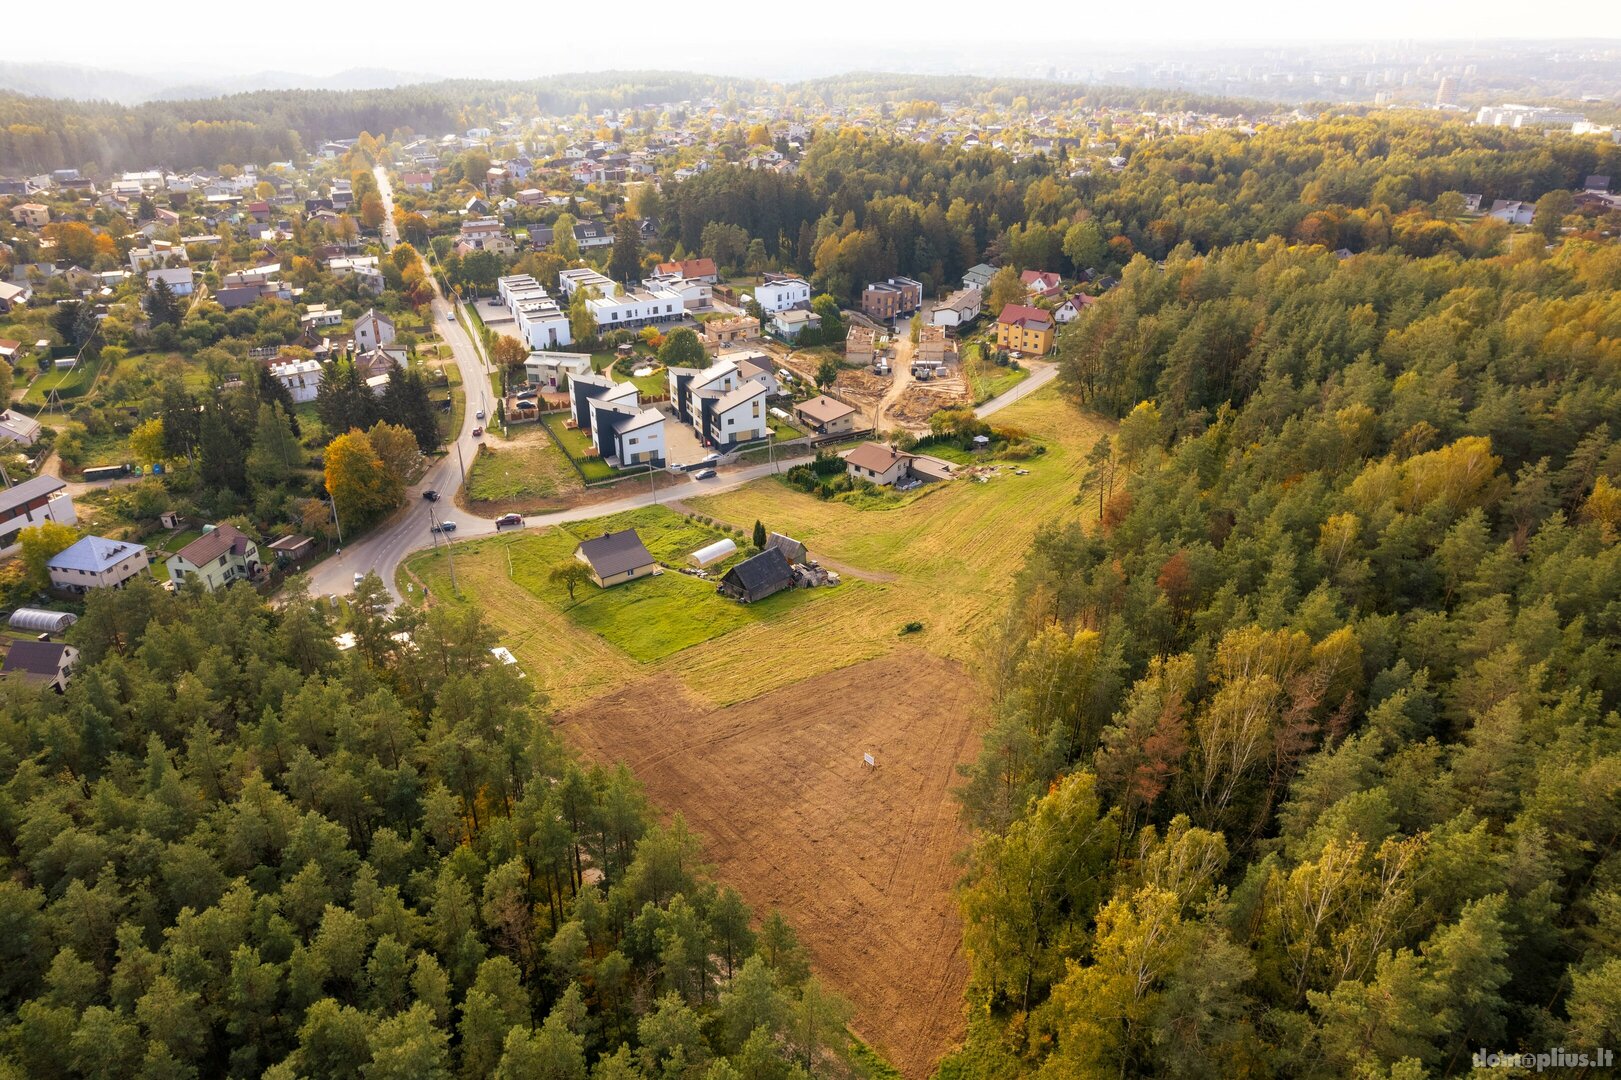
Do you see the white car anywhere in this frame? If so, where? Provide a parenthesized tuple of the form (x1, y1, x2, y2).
(353, 572, 365, 588)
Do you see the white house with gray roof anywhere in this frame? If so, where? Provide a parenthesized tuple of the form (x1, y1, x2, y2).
(48, 535, 150, 592)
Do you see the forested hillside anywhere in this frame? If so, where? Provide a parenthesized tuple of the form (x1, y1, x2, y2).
(943, 235, 1621, 1072)
(0, 581, 865, 1079)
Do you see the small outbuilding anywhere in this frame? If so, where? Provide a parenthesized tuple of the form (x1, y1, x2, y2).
(718, 548, 796, 603)
(575, 528, 656, 587)
(688, 537, 738, 568)
(8, 608, 77, 635)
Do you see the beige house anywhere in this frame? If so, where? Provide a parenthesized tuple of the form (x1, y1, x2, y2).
(1, 640, 79, 692)
(795, 394, 858, 436)
(11, 203, 49, 228)
(47, 535, 150, 592)
(575, 529, 656, 588)
(166, 524, 261, 591)
(845, 442, 915, 486)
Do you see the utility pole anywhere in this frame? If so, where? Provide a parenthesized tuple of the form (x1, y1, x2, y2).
(429, 503, 457, 594)
(328, 490, 344, 546)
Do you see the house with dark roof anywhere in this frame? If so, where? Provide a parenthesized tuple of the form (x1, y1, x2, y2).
(717, 547, 795, 603)
(575, 528, 656, 587)
(1, 640, 79, 692)
(165, 524, 260, 591)
(0, 474, 76, 545)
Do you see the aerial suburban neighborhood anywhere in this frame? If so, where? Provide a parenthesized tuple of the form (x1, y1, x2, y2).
(0, 31, 1619, 1080)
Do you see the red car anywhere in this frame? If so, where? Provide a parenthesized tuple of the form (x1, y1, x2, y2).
(472, 426, 484, 437)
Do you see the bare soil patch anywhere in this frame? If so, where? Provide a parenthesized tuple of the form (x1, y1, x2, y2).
(557, 650, 983, 1079)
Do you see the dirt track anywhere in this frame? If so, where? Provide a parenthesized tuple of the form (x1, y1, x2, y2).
(557, 650, 983, 1078)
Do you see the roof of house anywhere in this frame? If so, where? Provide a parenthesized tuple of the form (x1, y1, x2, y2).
(998, 303, 1054, 329)
(774, 308, 819, 325)
(713, 381, 764, 414)
(722, 547, 795, 594)
(268, 534, 314, 552)
(1021, 270, 1061, 288)
(173, 524, 255, 567)
(0, 410, 42, 439)
(0, 474, 64, 513)
(1, 640, 73, 679)
(847, 442, 912, 473)
(656, 257, 717, 278)
(48, 535, 147, 574)
(576, 528, 654, 577)
(796, 394, 855, 424)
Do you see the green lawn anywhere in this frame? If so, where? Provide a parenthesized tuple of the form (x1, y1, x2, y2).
(406, 506, 817, 662)
(962, 342, 1033, 403)
(465, 428, 582, 506)
(540, 414, 622, 482)
(23, 356, 103, 405)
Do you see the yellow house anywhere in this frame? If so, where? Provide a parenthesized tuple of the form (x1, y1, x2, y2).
(995, 303, 1055, 356)
(575, 528, 656, 588)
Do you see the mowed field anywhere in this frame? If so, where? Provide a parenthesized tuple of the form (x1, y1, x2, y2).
(402, 389, 1110, 1077)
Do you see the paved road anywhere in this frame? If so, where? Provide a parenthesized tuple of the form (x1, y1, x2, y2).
(304, 167, 495, 600)
(975, 359, 1059, 418)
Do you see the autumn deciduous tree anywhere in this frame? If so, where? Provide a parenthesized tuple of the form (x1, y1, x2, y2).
(324, 429, 403, 530)
(549, 562, 591, 603)
(657, 328, 705, 369)
(490, 335, 528, 392)
(19, 521, 79, 588)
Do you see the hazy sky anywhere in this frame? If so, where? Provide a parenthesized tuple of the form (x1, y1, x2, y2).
(10, 0, 1621, 77)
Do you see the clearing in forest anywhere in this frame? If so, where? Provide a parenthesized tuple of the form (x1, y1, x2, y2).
(402, 388, 1111, 1076)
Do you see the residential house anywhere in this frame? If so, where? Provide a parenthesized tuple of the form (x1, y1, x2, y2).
(0, 410, 41, 447)
(654, 258, 718, 283)
(963, 263, 996, 290)
(1020, 270, 1064, 299)
(0, 338, 20, 365)
(860, 276, 923, 320)
(1052, 293, 1097, 324)
(269, 358, 322, 404)
(845, 441, 915, 486)
(47, 535, 150, 592)
(146, 266, 195, 296)
(845, 441, 957, 487)
(930, 286, 982, 329)
(996, 304, 1056, 356)
(353, 309, 396, 352)
(524, 351, 593, 392)
(574, 528, 655, 587)
(588, 398, 666, 464)
(725, 350, 780, 396)
(771, 309, 821, 342)
(166, 525, 261, 591)
(10, 203, 49, 228)
(1488, 199, 1536, 225)
(0, 475, 75, 545)
(668, 360, 768, 448)
(300, 303, 343, 329)
(0, 281, 29, 313)
(643, 274, 713, 312)
(753, 276, 812, 313)
(717, 548, 795, 603)
(794, 394, 858, 436)
(401, 172, 434, 192)
(327, 256, 384, 293)
(1, 640, 79, 693)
